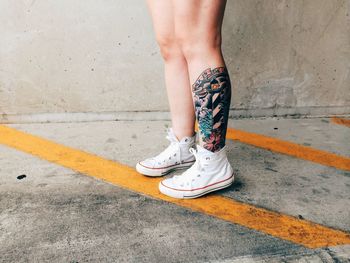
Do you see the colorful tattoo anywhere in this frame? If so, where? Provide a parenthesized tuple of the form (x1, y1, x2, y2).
(192, 67, 231, 152)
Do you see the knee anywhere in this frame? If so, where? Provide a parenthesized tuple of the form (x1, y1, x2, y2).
(175, 31, 222, 59)
(155, 34, 183, 61)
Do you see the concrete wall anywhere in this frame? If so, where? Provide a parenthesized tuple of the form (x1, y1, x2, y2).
(0, 0, 349, 123)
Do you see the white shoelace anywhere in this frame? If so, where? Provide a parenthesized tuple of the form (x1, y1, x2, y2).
(172, 147, 203, 186)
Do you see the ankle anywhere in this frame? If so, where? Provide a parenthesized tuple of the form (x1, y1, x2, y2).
(172, 128, 196, 142)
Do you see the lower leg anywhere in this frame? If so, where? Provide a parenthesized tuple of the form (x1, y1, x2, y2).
(164, 56, 196, 141)
(173, 0, 231, 152)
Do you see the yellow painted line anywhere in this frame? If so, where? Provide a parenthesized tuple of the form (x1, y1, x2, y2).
(331, 117, 350, 128)
(198, 124, 350, 172)
(0, 124, 349, 248)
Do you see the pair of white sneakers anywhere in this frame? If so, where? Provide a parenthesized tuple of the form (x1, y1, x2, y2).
(136, 127, 234, 199)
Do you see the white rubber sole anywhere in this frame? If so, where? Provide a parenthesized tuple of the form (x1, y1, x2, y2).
(136, 160, 195, 177)
(159, 172, 235, 199)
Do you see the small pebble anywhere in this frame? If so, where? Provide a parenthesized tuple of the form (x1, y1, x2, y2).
(17, 174, 26, 180)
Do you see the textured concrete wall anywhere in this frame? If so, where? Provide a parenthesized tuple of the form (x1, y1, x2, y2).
(0, 0, 349, 123)
(223, 0, 350, 117)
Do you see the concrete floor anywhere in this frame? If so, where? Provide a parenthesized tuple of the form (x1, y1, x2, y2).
(0, 117, 349, 262)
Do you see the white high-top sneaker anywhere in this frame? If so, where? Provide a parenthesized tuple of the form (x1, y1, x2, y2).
(136, 127, 197, 177)
(159, 144, 234, 199)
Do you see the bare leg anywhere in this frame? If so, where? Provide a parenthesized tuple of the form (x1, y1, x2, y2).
(145, 0, 196, 140)
(172, 0, 231, 152)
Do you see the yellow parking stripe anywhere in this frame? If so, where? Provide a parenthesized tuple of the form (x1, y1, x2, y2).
(200, 124, 350, 172)
(331, 117, 350, 128)
(0, 124, 349, 248)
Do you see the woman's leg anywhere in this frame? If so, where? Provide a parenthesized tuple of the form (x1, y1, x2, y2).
(136, 0, 200, 177)
(145, 0, 196, 140)
(172, 0, 232, 152)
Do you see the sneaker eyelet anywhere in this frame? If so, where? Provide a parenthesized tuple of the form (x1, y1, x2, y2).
(185, 139, 188, 142)
(174, 153, 176, 156)
(197, 174, 200, 177)
(206, 157, 210, 160)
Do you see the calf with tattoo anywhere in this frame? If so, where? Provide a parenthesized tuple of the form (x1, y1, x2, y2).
(193, 67, 232, 152)
(136, 0, 234, 199)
